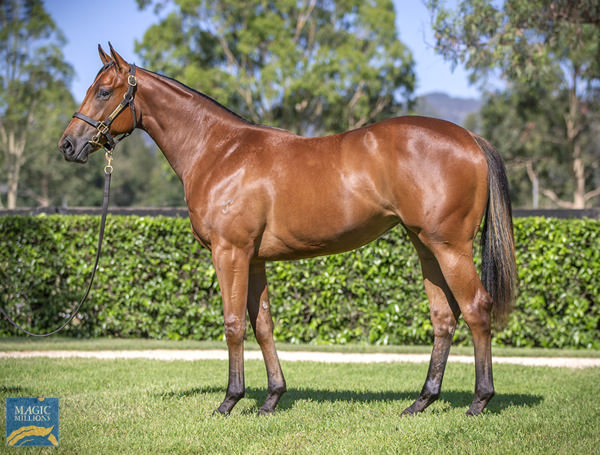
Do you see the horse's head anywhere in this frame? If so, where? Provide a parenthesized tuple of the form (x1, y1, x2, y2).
(58, 44, 138, 163)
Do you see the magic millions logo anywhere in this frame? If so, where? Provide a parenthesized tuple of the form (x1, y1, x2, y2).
(5, 397, 59, 447)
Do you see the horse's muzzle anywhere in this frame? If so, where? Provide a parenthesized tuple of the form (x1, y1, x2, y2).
(59, 136, 91, 163)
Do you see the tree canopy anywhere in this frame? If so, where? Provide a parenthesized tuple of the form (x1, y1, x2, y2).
(0, 0, 185, 208)
(9, 0, 600, 209)
(0, 0, 75, 208)
(428, 0, 600, 208)
(135, 0, 416, 135)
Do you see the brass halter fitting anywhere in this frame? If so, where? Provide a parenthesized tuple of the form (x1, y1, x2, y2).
(104, 151, 114, 175)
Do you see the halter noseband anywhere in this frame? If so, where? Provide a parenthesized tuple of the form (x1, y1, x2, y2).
(72, 64, 138, 151)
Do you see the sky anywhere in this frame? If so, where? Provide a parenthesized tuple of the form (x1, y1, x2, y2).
(43, 0, 480, 103)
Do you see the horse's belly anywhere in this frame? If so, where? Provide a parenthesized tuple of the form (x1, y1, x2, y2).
(256, 212, 399, 261)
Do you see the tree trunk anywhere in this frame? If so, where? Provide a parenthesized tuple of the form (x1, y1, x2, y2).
(525, 161, 539, 209)
(564, 69, 586, 209)
(572, 141, 585, 209)
(4, 130, 26, 209)
(6, 164, 20, 209)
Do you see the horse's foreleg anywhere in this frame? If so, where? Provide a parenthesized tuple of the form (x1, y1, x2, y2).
(247, 263, 286, 415)
(402, 234, 460, 416)
(212, 245, 251, 415)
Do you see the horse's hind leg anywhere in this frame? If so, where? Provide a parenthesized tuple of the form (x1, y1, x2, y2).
(247, 263, 287, 415)
(423, 238, 495, 416)
(402, 232, 460, 415)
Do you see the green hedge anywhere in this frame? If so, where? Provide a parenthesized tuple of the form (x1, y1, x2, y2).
(1, 215, 599, 348)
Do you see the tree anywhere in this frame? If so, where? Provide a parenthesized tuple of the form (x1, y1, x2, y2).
(0, 0, 74, 208)
(16, 94, 82, 207)
(428, 0, 600, 208)
(478, 82, 572, 208)
(135, 0, 415, 136)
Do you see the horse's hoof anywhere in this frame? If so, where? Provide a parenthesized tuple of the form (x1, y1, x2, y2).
(465, 408, 482, 417)
(401, 401, 426, 416)
(257, 407, 275, 416)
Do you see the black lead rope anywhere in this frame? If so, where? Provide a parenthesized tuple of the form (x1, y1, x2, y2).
(0, 167, 112, 337)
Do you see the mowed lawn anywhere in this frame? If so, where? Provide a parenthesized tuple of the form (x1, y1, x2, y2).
(1, 342, 599, 454)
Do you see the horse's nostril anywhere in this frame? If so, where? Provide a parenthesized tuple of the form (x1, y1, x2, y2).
(60, 137, 74, 156)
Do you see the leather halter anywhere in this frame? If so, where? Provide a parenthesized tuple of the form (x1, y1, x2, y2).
(72, 64, 138, 151)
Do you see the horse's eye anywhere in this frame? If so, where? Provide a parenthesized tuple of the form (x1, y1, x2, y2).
(97, 89, 111, 99)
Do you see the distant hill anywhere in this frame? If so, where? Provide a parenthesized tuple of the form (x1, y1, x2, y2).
(412, 92, 482, 126)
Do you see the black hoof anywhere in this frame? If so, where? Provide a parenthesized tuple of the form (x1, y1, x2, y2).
(401, 393, 439, 416)
(401, 406, 418, 416)
(212, 408, 230, 417)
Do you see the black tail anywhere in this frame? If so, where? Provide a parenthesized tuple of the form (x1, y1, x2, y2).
(472, 134, 517, 329)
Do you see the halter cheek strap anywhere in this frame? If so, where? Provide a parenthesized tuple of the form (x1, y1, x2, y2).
(73, 64, 138, 151)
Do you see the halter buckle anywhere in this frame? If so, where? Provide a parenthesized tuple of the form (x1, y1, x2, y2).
(89, 122, 109, 148)
(97, 122, 109, 135)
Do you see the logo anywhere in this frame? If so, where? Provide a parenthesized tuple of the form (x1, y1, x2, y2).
(5, 397, 59, 447)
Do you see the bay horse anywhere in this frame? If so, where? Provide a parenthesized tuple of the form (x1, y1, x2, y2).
(59, 45, 517, 416)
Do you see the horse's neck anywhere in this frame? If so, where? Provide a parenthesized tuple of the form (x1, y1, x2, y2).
(135, 69, 248, 183)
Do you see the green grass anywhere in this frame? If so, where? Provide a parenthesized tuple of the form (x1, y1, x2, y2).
(1, 348, 599, 454)
(2, 337, 600, 358)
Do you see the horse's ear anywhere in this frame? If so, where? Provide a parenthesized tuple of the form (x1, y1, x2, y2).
(98, 44, 111, 65)
(108, 42, 128, 71)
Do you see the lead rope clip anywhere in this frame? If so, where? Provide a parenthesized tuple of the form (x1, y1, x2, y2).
(104, 151, 114, 174)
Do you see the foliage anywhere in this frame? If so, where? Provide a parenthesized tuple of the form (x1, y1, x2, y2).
(428, 0, 600, 208)
(0, 0, 183, 209)
(0, 0, 76, 209)
(1, 215, 599, 348)
(134, 0, 415, 135)
(3, 0, 416, 208)
(498, 218, 600, 348)
(479, 82, 571, 208)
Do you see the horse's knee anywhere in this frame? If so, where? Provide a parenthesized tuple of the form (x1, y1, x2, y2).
(224, 315, 245, 345)
(431, 309, 458, 339)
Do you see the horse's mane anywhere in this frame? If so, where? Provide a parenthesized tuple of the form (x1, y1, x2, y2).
(143, 68, 254, 125)
(95, 61, 253, 125)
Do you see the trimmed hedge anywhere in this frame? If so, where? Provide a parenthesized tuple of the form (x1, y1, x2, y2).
(1, 215, 599, 348)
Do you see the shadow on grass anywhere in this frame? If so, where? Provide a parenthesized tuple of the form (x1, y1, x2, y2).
(158, 386, 543, 415)
(0, 385, 31, 395)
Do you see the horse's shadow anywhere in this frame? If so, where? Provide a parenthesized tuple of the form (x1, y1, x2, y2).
(158, 386, 543, 415)
(0, 385, 30, 395)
